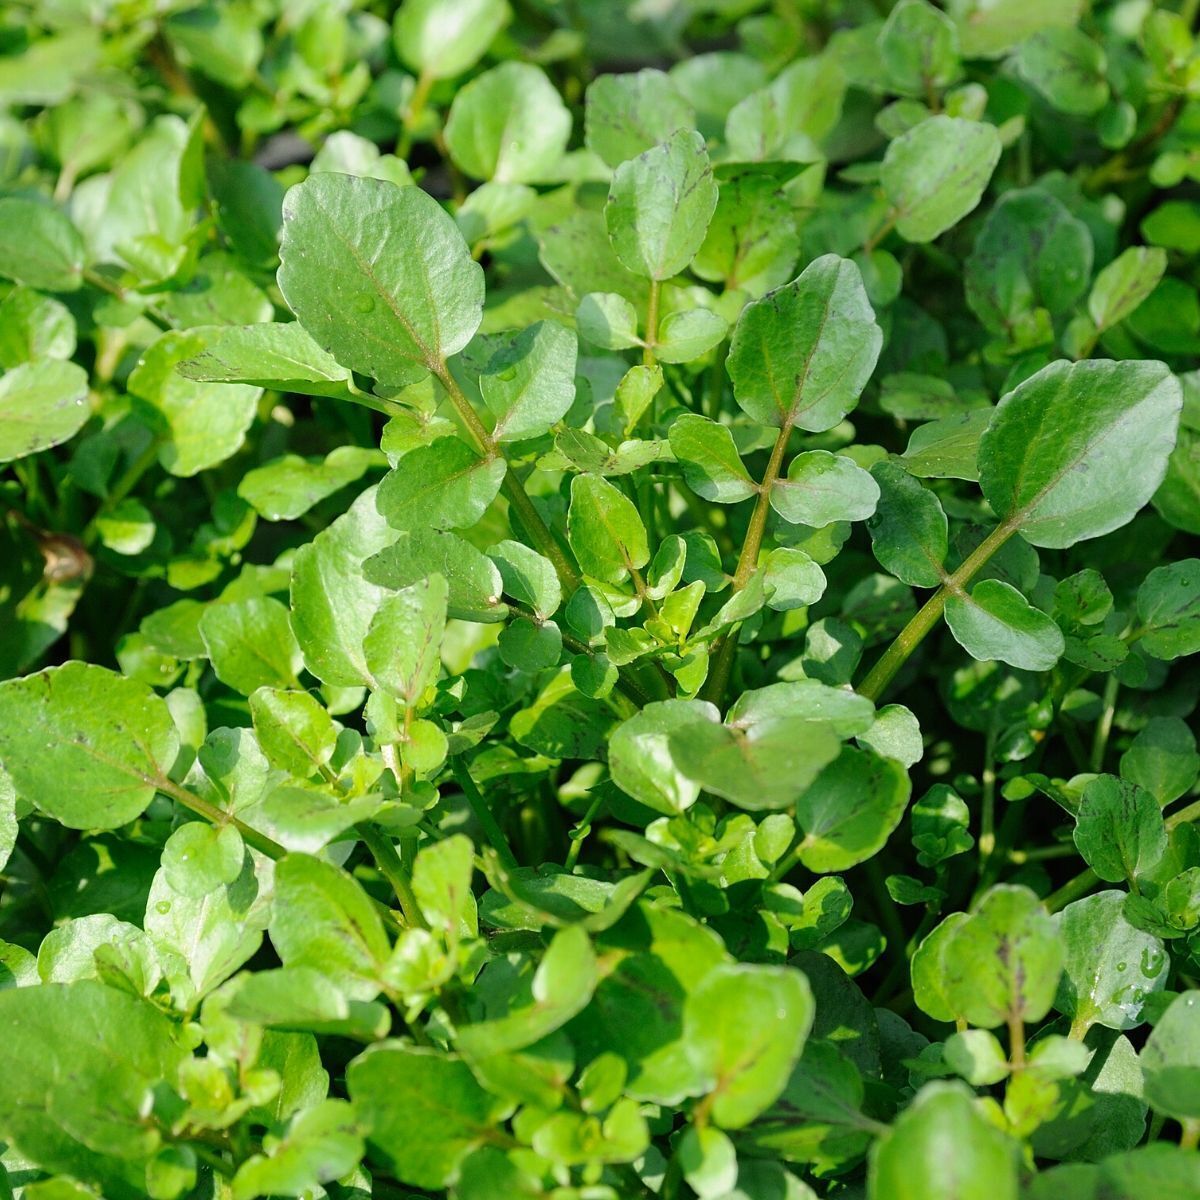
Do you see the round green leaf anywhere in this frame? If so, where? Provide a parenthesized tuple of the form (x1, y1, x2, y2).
(727, 254, 882, 431)
(978, 358, 1182, 548)
(445, 62, 571, 183)
(0, 662, 179, 830)
(0, 360, 89, 464)
(881, 116, 1002, 244)
(278, 173, 484, 380)
(605, 129, 717, 282)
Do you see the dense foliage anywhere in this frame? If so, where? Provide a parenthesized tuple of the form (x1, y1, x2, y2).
(2, 0, 1200, 1197)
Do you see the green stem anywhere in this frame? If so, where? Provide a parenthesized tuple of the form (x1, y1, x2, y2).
(1090, 673, 1120, 773)
(155, 775, 286, 859)
(856, 520, 1018, 702)
(358, 823, 426, 929)
(1045, 868, 1099, 913)
(700, 421, 791, 708)
(397, 69, 435, 159)
(1008, 1015, 1026, 1070)
(564, 790, 607, 872)
(432, 360, 580, 592)
(451, 760, 519, 871)
(1180, 1118, 1200, 1152)
(643, 279, 661, 368)
(82, 439, 161, 547)
(83, 268, 171, 331)
(978, 726, 997, 870)
(863, 211, 898, 255)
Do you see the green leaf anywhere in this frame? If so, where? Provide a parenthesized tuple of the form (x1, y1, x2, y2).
(365, 529, 508, 624)
(605, 129, 717, 281)
(1136, 559, 1200, 660)
(162, 822, 244, 898)
(0, 360, 89, 464)
(0, 981, 187, 1189)
(763, 546, 828, 611)
(1088, 247, 1167, 333)
(567, 474, 650, 584)
(237, 447, 383, 522)
(411, 834, 477, 940)
(488, 540, 561, 619)
(576, 292, 641, 351)
(479, 319, 577, 443)
(880, 116, 1002, 243)
(867, 461, 948, 587)
(363, 576, 447, 707)
(585, 68, 694, 169)
(0, 662, 178, 830)
(669, 414, 757, 504)
(693, 167, 800, 297)
(270, 855, 390, 1001)
(940, 885, 1064, 1029)
(393, 0, 509, 79)
(231, 1100, 363, 1200)
(1120, 717, 1200, 806)
(879, 0, 960, 98)
(0, 286, 76, 368)
(769, 450, 880, 527)
(727, 254, 882, 431)
(964, 189, 1093, 334)
(668, 692, 844, 812)
(146, 854, 268, 1003)
(290, 486, 400, 687)
(795, 747, 912, 872)
(458, 925, 598, 1058)
(858, 704, 923, 768)
(1016, 28, 1108, 116)
(445, 62, 570, 183)
(199, 598, 302, 695)
(901, 409, 991, 481)
(1054, 891, 1168, 1036)
(654, 309, 727, 364)
(0, 198, 85, 292)
(1141, 991, 1200, 1121)
(944, 578, 1065, 672)
(869, 1081, 1019, 1200)
(249, 688, 338, 779)
(377, 436, 506, 532)
(683, 963, 814, 1128)
(224, 966, 389, 1040)
(278, 173, 483, 381)
(347, 1044, 507, 1188)
(978, 359, 1182, 548)
(608, 699, 715, 816)
(678, 1125, 738, 1200)
(128, 329, 261, 477)
(1073, 776, 1167, 887)
(178, 322, 354, 400)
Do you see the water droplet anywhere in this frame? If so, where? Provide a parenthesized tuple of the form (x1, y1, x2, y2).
(155, 901, 171, 914)
(1116, 961, 1127, 972)
(354, 295, 376, 314)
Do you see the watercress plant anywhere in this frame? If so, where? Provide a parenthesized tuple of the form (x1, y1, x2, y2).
(1, 1, 1200, 1198)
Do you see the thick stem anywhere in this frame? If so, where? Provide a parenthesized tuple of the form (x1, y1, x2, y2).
(700, 421, 790, 707)
(451, 760, 519, 870)
(155, 775, 286, 860)
(1090, 673, 1120, 773)
(358, 823, 426, 929)
(397, 69, 435, 159)
(643, 279, 661, 368)
(432, 360, 580, 591)
(1008, 1015, 1026, 1070)
(856, 520, 1018, 702)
